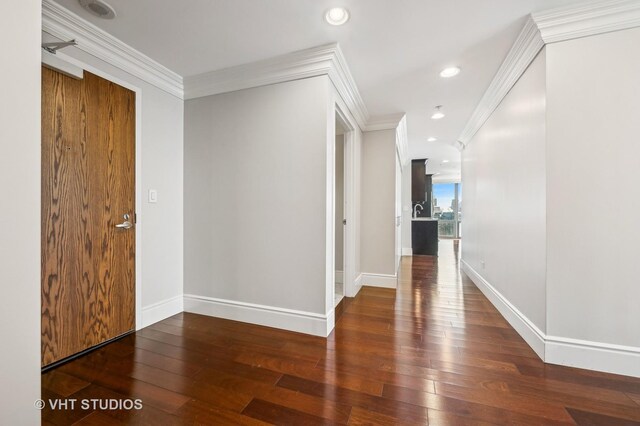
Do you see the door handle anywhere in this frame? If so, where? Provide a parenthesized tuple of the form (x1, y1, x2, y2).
(115, 214, 134, 229)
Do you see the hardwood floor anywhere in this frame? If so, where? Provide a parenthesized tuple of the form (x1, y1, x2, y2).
(42, 241, 640, 425)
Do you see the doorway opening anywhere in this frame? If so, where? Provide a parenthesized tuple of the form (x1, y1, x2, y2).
(332, 103, 356, 328)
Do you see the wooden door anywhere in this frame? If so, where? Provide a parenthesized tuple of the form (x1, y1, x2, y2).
(41, 67, 136, 367)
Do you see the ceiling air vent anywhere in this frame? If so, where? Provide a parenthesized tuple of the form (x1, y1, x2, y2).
(79, 0, 117, 19)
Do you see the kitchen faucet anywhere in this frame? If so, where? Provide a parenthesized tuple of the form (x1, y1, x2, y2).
(413, 204, 424, 218)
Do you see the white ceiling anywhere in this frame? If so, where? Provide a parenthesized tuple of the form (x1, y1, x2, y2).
(54, 0, 583, 181)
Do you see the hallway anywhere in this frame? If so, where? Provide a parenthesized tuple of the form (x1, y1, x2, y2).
(42, 242, 640, 424)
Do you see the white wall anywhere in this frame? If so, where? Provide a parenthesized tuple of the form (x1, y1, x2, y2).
(463, 27, 640, 377)
(462, 50, 547, 337)
(546, 27, 640, 350)
(184, 76, 330, 316)
(335, 134, 344, 272)
(0, 1, 41, 423)
(43, 41, 185, 326)
(361, 129, 398, 277)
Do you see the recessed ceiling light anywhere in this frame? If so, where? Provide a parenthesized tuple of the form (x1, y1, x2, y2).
(427, 137, 437, 142)
(431, 106, 445, 120)
(440, 66, 461, 78)
(442, 160, 450, 163)
(325, 7, 350, 25)
(79, 0, 117, 19)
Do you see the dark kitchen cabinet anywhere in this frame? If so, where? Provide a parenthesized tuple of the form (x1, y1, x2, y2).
(412, 159, 433, 217)
(412, 220, 439, 255)
(412, 159, 426, 202)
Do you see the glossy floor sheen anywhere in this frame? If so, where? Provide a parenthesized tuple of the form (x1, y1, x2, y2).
(42, 241, 640, 425)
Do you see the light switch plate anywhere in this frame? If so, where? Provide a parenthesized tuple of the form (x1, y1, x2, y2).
(148, 189, 158, 203)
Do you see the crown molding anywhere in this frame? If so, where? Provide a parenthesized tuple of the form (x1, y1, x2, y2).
(533, 0, 640, 44)
(448, 139, 466, 153)
(42, 2, 371, 130)
(459, 0, 640, 147)
(329, 45, 370, 131)
(364, 113, 406, 132)
(42, 0, 184, 98)
(458, 17, 544, 146)
(184, 43, 370, 130)
(395, 115, 409, 166)
(184, 44, 337, 99)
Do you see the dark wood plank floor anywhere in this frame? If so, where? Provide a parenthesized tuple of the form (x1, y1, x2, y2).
(42, 241, 640, 425)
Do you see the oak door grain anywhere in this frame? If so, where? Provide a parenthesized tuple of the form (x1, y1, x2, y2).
(41, 67, 135, 366)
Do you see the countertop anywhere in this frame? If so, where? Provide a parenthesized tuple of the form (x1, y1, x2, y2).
(412, 217, 438, 221)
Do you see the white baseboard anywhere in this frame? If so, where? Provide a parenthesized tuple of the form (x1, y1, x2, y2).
(352, 273, 363, 297)
(335, 270, 343, 284)
(401, 248, 413, 256)
(461, 258, 640, 378)
(545, 336, 640, 378)
(183, 294, 331, 337)
(461, 260, 545, 359)
(140, 295, 184, 329)
(325, 308, 336, 336)
(360, 272, 397, 289)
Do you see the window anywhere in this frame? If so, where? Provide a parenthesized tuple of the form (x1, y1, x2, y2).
(433, 182, 461, 238)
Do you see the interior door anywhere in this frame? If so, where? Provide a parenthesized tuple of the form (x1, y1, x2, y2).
(41, 67, 135, 367)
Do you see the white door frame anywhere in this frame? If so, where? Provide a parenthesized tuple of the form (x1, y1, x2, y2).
(335, 106, 356, 300)
(326, 83, 359, 336)
(395, 149, 402, 273)
(41, 51, 144, 330)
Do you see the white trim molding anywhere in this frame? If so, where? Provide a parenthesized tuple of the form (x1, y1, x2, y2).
(360, 273, 398, 289)
(184, 43, 370, 131)
(42, 50, 84, 79)
(335, 270, 344, 284)
(141, 295, 184, 329)
(459, 0, 640, 147)
(183, 294, 332, 337)
(545, 336, 640, 378)
(42, 1, 406, 135)
(401, 248, 413, 256)
(354, 273, 364, 296)
(395, 115, 409, 167)
(42, 0, 183, 98)
(365, 113, 405, 132)
(461, 260, 546, 359)
(461, 259, 640, 378)
(533, 0, 640, 44)
(457, 17, 544, 146)
(325, 308, 336, 337)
